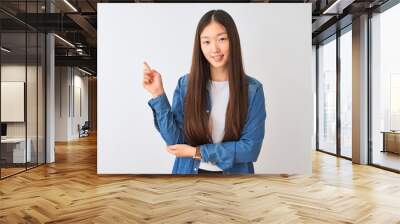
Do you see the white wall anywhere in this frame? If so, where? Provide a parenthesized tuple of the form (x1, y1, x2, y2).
(72, 72, 89, 138)
(98, 3, 313, 174)
(55, 67, 68, 141)
(55, 67, 89, 141)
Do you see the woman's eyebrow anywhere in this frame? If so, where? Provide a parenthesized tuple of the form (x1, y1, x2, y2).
(200, 32, 228, 39)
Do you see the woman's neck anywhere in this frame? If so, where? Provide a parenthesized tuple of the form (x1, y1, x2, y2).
(210, 66, 229, 81)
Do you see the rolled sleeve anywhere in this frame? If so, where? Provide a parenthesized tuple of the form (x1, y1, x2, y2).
(147, 76, 186, 145)
(148, 93, 170, 113)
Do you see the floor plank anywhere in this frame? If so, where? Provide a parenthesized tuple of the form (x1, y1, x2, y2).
(1, 134, 400, 223)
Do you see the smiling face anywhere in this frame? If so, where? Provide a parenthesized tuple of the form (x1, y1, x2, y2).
(200, 21, 230, 70)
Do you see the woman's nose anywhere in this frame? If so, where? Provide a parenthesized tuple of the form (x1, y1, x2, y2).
(211, 42, 220, 53)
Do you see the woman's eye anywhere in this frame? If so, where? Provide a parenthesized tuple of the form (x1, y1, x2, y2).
(202, 41, 209, 45)
(218, 38, 227, 42)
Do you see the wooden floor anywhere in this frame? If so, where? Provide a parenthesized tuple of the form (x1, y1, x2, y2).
(0, 167, 26, 178)
(1, 134, 400, 223)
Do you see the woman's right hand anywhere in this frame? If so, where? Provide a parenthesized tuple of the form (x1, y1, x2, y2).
(142, 61, 164, 98)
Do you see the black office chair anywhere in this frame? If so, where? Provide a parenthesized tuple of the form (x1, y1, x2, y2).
(79, 121, 90, 138)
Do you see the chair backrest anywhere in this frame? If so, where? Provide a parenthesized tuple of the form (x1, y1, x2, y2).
(82, 121, 90, 129)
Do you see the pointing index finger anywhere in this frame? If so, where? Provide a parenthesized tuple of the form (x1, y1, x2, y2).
(143, 61, 152, 71)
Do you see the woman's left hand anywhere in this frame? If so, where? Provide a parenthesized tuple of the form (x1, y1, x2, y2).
(167, 144, 196, 157)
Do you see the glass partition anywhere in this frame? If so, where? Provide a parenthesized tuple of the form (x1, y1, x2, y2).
(1, 31, 28, 177)
(0, 1, 46, 179)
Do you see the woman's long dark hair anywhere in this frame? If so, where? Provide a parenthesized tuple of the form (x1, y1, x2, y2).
(184, 9, 248, 146)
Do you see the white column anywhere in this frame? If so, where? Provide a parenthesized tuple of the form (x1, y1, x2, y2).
(46, 33, 55, 163)
(45, 1, 56, 163)
(352, 14, 369, 164)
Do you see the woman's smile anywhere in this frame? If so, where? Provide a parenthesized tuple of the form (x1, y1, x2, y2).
(212, 54, 224, 62)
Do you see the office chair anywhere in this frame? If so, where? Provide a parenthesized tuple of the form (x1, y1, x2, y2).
(79, 121, 90, 138)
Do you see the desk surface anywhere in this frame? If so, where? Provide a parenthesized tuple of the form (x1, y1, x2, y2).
(1, 138, 28, 143)
(381, 131, 400, 134)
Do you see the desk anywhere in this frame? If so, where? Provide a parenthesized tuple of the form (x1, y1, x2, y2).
(1, 138, 32, 163)
(382, 131, 400, 154)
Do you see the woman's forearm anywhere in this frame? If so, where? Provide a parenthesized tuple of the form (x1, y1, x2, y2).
(148, 93, 185, 145)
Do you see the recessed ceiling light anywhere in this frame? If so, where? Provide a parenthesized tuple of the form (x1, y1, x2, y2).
(1, 47, 11, 53)
(323, 0, 354, 15)
(54, 34, 75, 48)
(78, 67, 93, 76)
(63, 0, 78, 12)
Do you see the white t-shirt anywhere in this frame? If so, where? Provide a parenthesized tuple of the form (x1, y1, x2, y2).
(199, 80, 229, 171)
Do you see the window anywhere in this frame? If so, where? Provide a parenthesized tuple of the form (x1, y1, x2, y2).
(340, 29, 352, 158)
(371, 2, 400, 171)
(318, 37, 337, 154)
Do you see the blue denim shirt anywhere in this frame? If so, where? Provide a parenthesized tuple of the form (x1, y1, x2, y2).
(148, 74, 267, 174)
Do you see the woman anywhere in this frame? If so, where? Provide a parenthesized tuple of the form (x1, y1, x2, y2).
(142, 9, 266, 174)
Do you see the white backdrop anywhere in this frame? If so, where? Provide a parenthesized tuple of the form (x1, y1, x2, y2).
(98, 3, 313, 174)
